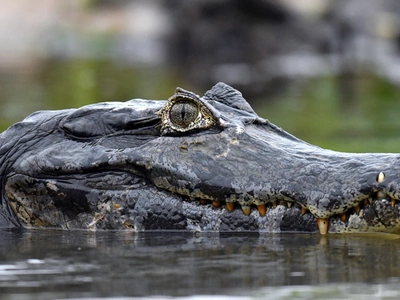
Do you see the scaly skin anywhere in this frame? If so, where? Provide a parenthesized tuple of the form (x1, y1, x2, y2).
(0, 82, 399, 234)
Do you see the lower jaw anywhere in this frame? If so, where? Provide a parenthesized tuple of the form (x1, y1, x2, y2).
(5, 173, 141, 229)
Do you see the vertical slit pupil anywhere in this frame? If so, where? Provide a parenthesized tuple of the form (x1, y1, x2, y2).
(181, 104, 186, 122)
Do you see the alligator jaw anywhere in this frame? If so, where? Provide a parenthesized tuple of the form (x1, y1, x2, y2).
(161, 168, 400, 234)
(189, 189, 400, 234)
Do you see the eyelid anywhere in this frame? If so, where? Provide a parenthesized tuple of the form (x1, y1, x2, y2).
(60, 102, 163, 139)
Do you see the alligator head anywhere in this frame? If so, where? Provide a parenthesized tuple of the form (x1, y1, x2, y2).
(0, 82, 399, 234)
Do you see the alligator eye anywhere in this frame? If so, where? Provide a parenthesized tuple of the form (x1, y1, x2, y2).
(158, 87, 217, 134)
(169, 102, 199, 127)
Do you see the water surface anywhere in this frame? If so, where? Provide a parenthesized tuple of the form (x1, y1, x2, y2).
(1, 230, 400, 299)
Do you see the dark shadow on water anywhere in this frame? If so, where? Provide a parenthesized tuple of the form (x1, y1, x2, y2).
(1, 229, 400, 299)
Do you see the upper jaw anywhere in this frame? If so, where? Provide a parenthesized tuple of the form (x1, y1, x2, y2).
(7, 146, 400, 233)
(149, 136, 400, 234)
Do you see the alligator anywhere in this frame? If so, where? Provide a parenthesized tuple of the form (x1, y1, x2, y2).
(0, 82, 399, 234)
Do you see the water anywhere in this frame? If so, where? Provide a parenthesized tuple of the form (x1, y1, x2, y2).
(1, 229, 400, 299)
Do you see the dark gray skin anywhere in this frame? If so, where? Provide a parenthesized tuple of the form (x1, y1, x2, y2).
(1, 82, 399, 234)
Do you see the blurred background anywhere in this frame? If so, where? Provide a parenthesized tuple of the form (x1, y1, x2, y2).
(1, 0, 400, 152)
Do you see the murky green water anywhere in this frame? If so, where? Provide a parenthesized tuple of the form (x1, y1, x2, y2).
(1, 230, 400, 299)
(255, 75, 400, 153)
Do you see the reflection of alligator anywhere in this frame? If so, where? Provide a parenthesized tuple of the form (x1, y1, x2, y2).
(0, 83, 399, 234)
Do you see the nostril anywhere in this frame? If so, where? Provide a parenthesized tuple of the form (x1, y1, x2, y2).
(377, 172, 385, 183)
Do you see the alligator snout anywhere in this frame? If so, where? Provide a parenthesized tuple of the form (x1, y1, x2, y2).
(313, 171, 400, 234)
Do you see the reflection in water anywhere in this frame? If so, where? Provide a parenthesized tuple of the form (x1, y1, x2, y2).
(0, 230, 400, 299)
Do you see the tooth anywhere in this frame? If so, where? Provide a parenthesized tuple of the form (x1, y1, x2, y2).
(212, 201, 221, 208)
(241, 206, 251, 216)
(364, 199, 370, 207)
(200, 199, 207, 205)
(391, 199, 397, 208)
(287, 202, 293, 208)
(257, 204, 266, 216)
(226, 202, 235, 212)
(377, 172, 385, 183)
(272, 201, 277, 208)
(368, 197, 373, 204)
(317, 218, 329, 235)
(279, 200, 287, 207)
(377, 191, 386, 198)
(301, 207, 308, 215)
(339, 213, 347, 222)
(354, 205, 361, 214)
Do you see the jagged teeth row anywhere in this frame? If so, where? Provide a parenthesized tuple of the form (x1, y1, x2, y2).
(205, 199, 297, 217)
(198, 192, 399, 235)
